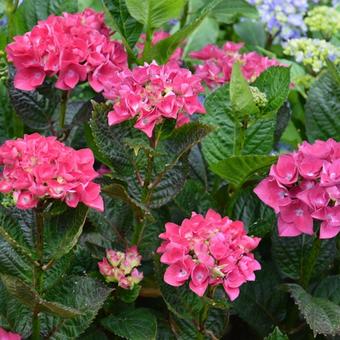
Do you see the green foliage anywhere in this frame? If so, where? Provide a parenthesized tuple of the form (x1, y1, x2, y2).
(102, 308, 157, 340)
(286, 283, 340, 336)
(264, 327, 289, 340)
(305, 67, 340, 141)
(272, 232, 336, 281)
(125, 0, 186, 28)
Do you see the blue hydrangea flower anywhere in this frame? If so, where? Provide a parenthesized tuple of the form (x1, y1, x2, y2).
(247, 0, 315, 41)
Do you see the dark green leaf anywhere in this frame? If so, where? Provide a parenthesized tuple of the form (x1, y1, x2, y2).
(272, 232, 336, 281)
(101, 308, 157, 340)
(0, 274, 82, 318)
(232, 187, 275, 236)
(305, 67, 340, 141)
(8, 73, 59, 130)
(44, 204, 88, 262)
(233, 264, 288, 336)
(170, 314, 200, 340)
(42, 276, 112, 339)
(314, 276, 340, 305)
(285, 283, 340, 337)
(103, 0, 143, 48)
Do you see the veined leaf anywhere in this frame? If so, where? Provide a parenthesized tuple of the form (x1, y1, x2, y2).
(0, 274, 82, 318)
(125, 0, 186, 28)
(210, 155, 276, 187)
(101, 308, 157, 340)
(285, 284, 340, 337)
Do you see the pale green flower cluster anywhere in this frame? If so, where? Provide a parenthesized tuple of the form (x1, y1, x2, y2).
(305, 6, 340, 38)
(250, 86, 268, 108)
(284, 38, 340, 73)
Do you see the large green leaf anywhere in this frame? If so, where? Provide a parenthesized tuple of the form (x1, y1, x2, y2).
(41, 276, 112, 339)
(232, 265, 288, 336)
(211, 0, 257, 24)
(234, 19, 266, 47)
(305, 67, 340, 141)
(170, 314, 200, 339)
(230, 63, 259, 117)
(8, 74, 59, 130)
(183, 17, 219, 55)
(103, 0, 143, 48)
(272, 232, 336, 281)
(232, 186, 275, 237)
(125, 0, 186, 27)
(210, 155, 276, 187)
(90, 102, 136, 174)
(314, 276, 340, 305)
(252, 66, 291, 115)
(148, 0, 223, 63)
(0, 281, 32, 338)
(286, 284, 340, 336)
(0, 274, 82, 318)
(44, 204, 88, 262)
(101, 308, 157, 340)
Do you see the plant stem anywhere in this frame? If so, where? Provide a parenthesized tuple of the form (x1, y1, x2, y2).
(32, 208, 44, 340)
(300, 236, 321, 289)
(59, 91, 69, 130)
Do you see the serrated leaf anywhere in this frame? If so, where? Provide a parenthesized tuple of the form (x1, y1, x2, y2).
(286, 283, 340, 337)
(232, 187, 275, 236)
(44, 204, 88, 263)
(0, 274, 82, 318)
(264, 327, 289, 340)
(0, 281, 32, 338)
(210, 155, 277, 187)
(103, 0, 143, 48)
(170, 314, 200, 340)
(242, 118, 276, 155)
(230, 63, 259, 117)
(272, 232, 336, 281)
(305, 67, 340, 141)
(8, 72, 59, 130)
(42, 276, 112, 339)
(125, 0, 186, 27)
(101, 308, 157, 340)
(232, 264, 288, 336)
(314, 276, 340, 305)
(90, 102, 135, 174)
(252, 66, 291, 115)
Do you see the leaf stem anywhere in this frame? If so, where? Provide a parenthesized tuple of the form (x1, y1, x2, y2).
(300, 236, 321, 289)
(59, 90, 69, 130)
(32, 207, 44, 340)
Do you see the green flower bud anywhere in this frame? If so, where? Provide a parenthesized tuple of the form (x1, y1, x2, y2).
(250, 86, 268, 108)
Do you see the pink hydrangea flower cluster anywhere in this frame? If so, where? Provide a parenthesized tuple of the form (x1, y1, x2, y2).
(0, 327, 21, 340)
(104, 61, 206, 137)
(0, 133, 103, 211)
(190, 42, 281, 89)
(254, 139, 340, 239)
(136, 31, 183, 63)
(6, 9, 127, 91)
(157, 209, 261, 301)
(98, 246, 144, 289)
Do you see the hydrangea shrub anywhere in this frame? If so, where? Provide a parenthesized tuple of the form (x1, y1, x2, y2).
(0, 0, 339, 339)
